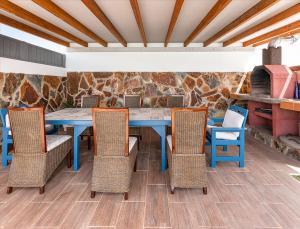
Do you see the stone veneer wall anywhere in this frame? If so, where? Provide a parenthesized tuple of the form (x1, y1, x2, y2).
(66, 72, 249, 117)
(0, 72, 67, 111)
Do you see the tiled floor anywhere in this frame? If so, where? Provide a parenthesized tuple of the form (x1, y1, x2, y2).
(0, 128, 300, 229)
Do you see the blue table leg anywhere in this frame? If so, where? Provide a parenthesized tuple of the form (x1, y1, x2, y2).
(2, 128, 8, 168)
(152, 125, 166, 171)
(73, 125, 88, 171)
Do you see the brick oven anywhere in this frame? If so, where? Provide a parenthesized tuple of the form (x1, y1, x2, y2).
(248, 64, 298, 137)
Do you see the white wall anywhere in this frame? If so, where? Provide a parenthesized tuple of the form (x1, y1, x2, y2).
(0, 58, 66, 76)
(66, 50, 262, 72)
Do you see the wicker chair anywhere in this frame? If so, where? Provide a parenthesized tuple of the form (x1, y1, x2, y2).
(7, 107, 72, 194)
(124, 95, 142, 150)
(167, 107, 208, 195)
(167, 95, 184, 108)
(81, 95, 99, 149)
(91, 108, 138, 200)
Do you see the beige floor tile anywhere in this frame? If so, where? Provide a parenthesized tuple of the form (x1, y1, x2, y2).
(70, 161, 93, 184)
(59, 202, 98, 229)
(32, 172, 75, 202)
(89, 194, 123, 227)
(147, 160, 166, 185)
(78, 183, 103, 202)
(128, 171, 147, 201)
(4, 202, 49, 229)
(34, 184, 86, 227)
(144, 185, 170, 228)
(115, 202, 145, 229)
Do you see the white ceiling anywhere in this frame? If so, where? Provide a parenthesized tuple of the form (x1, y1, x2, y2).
(0, 0, 300, 47)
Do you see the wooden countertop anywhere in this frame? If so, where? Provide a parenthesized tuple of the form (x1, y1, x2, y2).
(280, 99, 300, 112)
(230, 93, 283, 104)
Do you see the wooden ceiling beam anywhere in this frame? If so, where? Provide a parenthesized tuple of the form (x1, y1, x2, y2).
(81, 0, 126, 47)
(0, 14, 69, 47)
(164, 0, 185, 47)
(243, 20, 300, 47)
(183, 0, 232, 47)
(0, 0, 88, 47)
(130, 0, 147, 47)
(203, 0, 279, 47)
(223, 3, 300, 47)
(253, 28, 300, 47)
(33, 0, 107, 47)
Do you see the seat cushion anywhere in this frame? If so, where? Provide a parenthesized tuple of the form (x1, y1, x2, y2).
(207, 125, 238, 140)
(222, 109, 245, 129)
(47, 135, 72, 151)
(129, 137, 137, 153)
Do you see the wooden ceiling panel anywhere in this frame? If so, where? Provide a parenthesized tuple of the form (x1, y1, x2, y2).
(203, 0, 279, 47)
(183, 0, 232, 47)
(0, 13, 69, 46)
(32, 0, 107, 47)
(130, 0, 147, 47)
(243, 20, 300, 47)
(223, 3, 300, 47)
(164, 0, 185, 47)
(0, 0, 88, 46)
(81, 0, 126, 47)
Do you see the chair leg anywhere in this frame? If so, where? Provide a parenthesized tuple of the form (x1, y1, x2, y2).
(223, 145, 228, 152)
(139, 134, 142, 141)
(137, 138, 140, 151)
(7, 187, 13, 194)
(203, 187, 207, 195)
(239, 144, 245, 168)
(81, 136, 83, 140)
(67, 150, 72, 168)
(170, 187, 175, 194)
(87, 136, 91, 150)
(91, 191, 96, 198)
(134, 158, 137, 172)
(124, 192, 128, 200)
(39, 186, 45, 194)
(211, 144, 217, 168)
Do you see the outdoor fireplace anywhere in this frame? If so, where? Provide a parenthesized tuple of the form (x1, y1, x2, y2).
(250, 65, 295, 99)
(248, 64, 298, 137)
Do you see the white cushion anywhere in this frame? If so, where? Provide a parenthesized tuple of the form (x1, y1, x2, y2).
(5, 114, 11, 135)
(46, 135, 72, 151)
(167, 135, 172, 149)
(207, 125, 238, 140)
(222, 109, 244, 139)
(129, 137, 137, 153)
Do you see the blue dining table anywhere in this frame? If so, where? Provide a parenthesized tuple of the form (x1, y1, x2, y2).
(45, 108, 171, 171)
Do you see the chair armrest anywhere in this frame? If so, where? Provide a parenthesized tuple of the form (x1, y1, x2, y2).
(211, 127, 244, 133)
(210, 117, 224, 125)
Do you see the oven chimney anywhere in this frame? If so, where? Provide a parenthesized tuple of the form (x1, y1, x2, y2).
(262, 47, 282, 65)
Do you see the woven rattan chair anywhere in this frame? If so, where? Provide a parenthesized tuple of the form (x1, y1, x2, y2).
(91, 108, 138, 200)
(167, 107, 208, 195)
(167, 95, 184, 108)
(7, 107, 72, 194)
(124, 95, 142, 150)
(81, 95, 99, 149)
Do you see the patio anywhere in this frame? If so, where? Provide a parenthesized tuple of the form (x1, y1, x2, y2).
(0, 129, 299, 229)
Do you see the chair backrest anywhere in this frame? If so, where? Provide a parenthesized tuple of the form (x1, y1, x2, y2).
(81, 95, 99, 108)
(0, 109, 8, 127)
(167, 95, 184, 108)
(171, 107, 208, 154)
(228, 105, 248, 128)
(8, 107, 46, 154)
(124, 95, 141, 108)
(92, 108, 129, 156)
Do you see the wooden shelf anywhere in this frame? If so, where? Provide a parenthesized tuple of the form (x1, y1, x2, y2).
(254, 111, 273, 120)
(280, 99, 300, 112)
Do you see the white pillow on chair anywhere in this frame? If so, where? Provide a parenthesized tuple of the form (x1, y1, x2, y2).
(222, 109, 245, 139)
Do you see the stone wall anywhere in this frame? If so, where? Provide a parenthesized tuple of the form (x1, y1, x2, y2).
(0, 72, 67, 111)
(66, 72, 249, 117)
